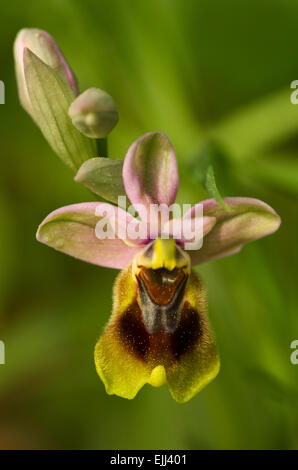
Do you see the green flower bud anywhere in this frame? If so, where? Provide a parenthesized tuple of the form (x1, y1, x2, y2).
(68, 88, 119, 138)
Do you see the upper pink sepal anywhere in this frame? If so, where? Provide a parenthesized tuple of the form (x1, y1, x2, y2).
(123, 132, 179, 213)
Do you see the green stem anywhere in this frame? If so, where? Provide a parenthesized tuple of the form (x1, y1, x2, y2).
(96, 138, 108, 157)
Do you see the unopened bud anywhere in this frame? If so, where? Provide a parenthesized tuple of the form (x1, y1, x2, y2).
(68, 87, 118, 138)
(14, 28, 78, 118)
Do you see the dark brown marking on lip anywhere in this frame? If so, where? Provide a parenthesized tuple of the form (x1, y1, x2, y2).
(118, 298, 202, 364)
(118, 300, 150, 360)
(171, 302, 202, 359)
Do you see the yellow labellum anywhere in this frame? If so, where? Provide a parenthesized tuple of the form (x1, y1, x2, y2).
(94, 240, 220, 402)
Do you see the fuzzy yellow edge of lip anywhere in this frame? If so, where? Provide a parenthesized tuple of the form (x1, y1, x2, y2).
(169, 358, 221, 404)
(94, 346, 150, 400)
(94, 348, 167, 398)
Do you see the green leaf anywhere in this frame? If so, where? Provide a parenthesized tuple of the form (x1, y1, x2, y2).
(210, 87, 298, 161)
(24, 49, 95, 172)
(241, 153, 298, 196)
(190, 142, 228, 208)
(75, 157, 125, 203)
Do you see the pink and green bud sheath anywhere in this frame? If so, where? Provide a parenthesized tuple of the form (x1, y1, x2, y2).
(14, 28, 78, 119)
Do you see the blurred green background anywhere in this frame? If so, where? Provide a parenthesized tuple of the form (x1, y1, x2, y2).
(0, 0, 298, 450)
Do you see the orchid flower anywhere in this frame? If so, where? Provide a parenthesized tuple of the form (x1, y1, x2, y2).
(13, 28, 280, 402)
(36, 132, 281, 403)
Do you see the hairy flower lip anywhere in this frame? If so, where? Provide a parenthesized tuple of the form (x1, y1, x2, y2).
(95, 265, 220, 403)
